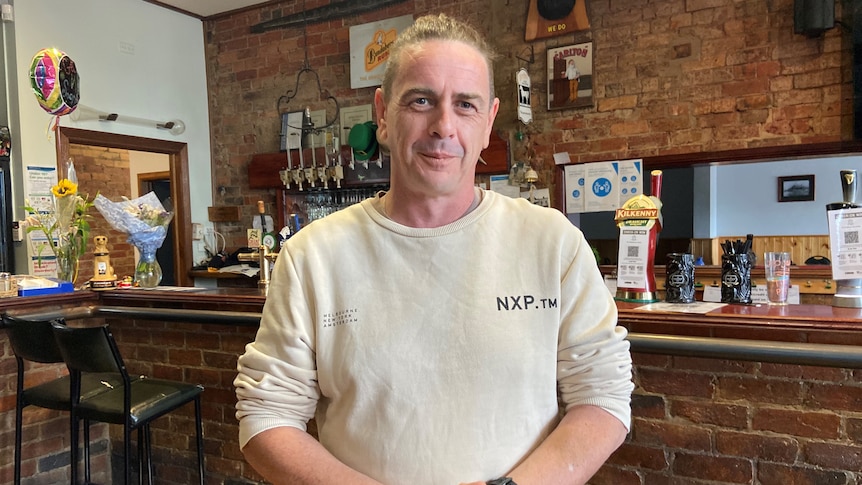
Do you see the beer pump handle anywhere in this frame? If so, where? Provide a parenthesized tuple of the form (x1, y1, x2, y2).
(650, 169, 663, 199)
(841, 169, 857, 205)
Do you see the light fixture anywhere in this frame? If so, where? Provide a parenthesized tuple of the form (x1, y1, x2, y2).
(276, 0, 340, 140)
(70, 104, 186, 135)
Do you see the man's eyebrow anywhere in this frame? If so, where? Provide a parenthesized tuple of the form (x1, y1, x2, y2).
(397, 87, 486, 108)
(398, 87, 436, 103)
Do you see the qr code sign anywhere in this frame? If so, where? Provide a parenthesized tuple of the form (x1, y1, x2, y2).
(627, 246, 639, 258)
(844, 231, 860, 245)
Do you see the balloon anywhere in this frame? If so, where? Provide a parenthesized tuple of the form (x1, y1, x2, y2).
(29, 48, 79, 116)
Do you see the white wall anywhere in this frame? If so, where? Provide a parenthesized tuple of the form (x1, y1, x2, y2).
(10, 0, 212, 270)
(713, 156, 860, 236)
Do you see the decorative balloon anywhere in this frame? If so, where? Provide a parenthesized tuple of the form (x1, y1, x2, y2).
(29, 48, 79, 116)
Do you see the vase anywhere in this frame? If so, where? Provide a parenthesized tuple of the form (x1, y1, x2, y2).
(134, 248, 162, 288)
(55, 244, 79, 285)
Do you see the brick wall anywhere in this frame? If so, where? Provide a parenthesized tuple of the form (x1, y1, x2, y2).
(593, 353, 862, 484)
(205, 0, 852, 250)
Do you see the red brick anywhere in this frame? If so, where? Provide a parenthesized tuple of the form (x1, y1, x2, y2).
(752, 408, 840, 439)
(758, 463, 848, 485)
(671, 399, 748, 429)
(803, 441, 862, 470)
(717, 375, 804, 405)
(631, 418, 711, 451)
(672, 452, 753, 482)
(715, 430, 799, 463)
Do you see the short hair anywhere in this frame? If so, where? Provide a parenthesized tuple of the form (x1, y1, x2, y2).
(381, 13, 497, 104)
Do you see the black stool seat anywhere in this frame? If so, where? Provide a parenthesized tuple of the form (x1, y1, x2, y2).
(76, 377, 203, 426)
(24, 373, 125, 410)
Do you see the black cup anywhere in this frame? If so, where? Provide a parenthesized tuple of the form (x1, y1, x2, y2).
(721, 253, 752, 304)
(665, 253, 695, 303)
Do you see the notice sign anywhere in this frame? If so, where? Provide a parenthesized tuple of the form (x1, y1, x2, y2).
(565, 159, 643, 214)
(349, 15, 413, 89)
(827, 207, 862, 280)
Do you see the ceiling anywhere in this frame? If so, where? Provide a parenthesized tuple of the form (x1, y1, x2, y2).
(145, 0, 275, 19)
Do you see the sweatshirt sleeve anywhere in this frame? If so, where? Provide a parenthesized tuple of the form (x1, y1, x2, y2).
(234, 249, 320, 449)
(556, 229, 634, 430)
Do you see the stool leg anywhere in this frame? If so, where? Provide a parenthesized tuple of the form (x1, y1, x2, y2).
(14, 397, 23, 485)
(195, 396, 204, 485)
(137, 427, 144, 485)
(124, 421, 131, 485)
(70, 410, 79, 485)
(145, 425, 153, 485)
(83, 418, 90, 484)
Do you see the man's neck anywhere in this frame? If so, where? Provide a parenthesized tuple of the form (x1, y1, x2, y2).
(382, 187, 482, 228)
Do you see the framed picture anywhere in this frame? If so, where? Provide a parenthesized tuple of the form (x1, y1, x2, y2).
(778, 175, 815, 202)
(280, 111, 305, 151)
(339, 104, 373, 145)
(547, 42, 593, 110)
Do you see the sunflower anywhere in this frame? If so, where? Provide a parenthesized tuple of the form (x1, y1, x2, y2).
(52, 178, 78, 197)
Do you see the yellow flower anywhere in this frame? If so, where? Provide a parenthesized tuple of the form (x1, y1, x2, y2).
(52, 179, 78, 197)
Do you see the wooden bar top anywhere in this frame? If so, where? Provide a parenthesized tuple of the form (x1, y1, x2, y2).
(3, 287, 861, 340)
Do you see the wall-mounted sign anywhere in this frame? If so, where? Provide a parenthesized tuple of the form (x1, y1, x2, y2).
(547, 42, 593, 110)
(349, 14, 413, 89)
(525, 0, 590, 42)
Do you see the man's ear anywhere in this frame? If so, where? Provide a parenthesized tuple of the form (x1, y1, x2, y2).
(374, 88, 388, 146)
(483, 97, 501, 149)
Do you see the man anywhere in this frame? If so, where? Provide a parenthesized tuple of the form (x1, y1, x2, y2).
(565, 58, 580, 102)
(235, 13, 633, 485)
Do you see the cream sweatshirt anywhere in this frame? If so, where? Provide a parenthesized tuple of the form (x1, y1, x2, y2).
(235, 189, 633, 484)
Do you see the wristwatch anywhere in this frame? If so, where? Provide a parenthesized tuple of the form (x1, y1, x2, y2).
(486, 478, 517, 485)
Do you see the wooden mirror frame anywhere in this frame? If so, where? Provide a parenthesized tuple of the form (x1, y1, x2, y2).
(553, 140, 862, 209)
(55, 127, 193, 286)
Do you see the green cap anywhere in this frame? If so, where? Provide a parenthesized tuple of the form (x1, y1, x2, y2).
(347, 121, 379, 161)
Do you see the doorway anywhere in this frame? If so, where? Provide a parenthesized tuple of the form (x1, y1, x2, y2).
(56, 127, 193, 286)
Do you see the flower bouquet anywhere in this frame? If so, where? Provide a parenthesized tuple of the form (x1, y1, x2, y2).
(23, 172, 95, 285)
(94, 192, 173, 287)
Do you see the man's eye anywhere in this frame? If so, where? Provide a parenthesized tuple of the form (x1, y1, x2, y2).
(412, 98, 429, 106)
(458, 101, 476, 110)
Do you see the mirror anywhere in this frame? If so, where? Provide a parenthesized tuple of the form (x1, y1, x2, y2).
(557, 140, 862, 269)
(56, 127, 193, 286)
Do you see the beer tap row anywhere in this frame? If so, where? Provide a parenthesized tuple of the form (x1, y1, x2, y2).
(279, 128, 383, 192)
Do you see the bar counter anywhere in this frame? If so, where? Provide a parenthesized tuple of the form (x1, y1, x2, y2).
(2, 288, 862, 484)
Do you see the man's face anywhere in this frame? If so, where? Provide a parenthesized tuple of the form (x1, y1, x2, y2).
(375, 40, 499, 199)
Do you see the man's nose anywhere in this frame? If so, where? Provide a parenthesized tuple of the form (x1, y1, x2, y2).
(428, 106, 456, 139)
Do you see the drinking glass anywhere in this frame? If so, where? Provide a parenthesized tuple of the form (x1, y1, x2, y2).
(764, 251, 791, 305)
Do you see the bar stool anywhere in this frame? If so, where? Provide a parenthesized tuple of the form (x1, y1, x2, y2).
(2, 314, 119, 485)
(51, 321, 205, 485)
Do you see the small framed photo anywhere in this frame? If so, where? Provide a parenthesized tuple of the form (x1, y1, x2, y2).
(778, 174, 815, 202)
(547, 42, 593, 110)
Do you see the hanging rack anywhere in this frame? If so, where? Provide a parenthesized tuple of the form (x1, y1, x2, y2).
(516, 45, 535, 66)
(277, 0, 340, 134)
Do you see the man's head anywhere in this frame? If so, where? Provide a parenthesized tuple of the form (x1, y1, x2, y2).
(374, 14, 500, 208)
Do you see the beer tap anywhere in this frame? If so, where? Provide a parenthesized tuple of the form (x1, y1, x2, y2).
(314, 131, 328, 189)
(328, 132, 344, 189)
(344, 126, 355, 170)
(290, 133, 305, 191)
(302, 108, 316, 188)
(281, 144, 293, 189)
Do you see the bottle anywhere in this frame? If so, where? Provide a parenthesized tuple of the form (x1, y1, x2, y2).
(254, 200, 277, 251)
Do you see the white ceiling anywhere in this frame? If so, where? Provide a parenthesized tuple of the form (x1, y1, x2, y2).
(148, 0, 273, 18)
